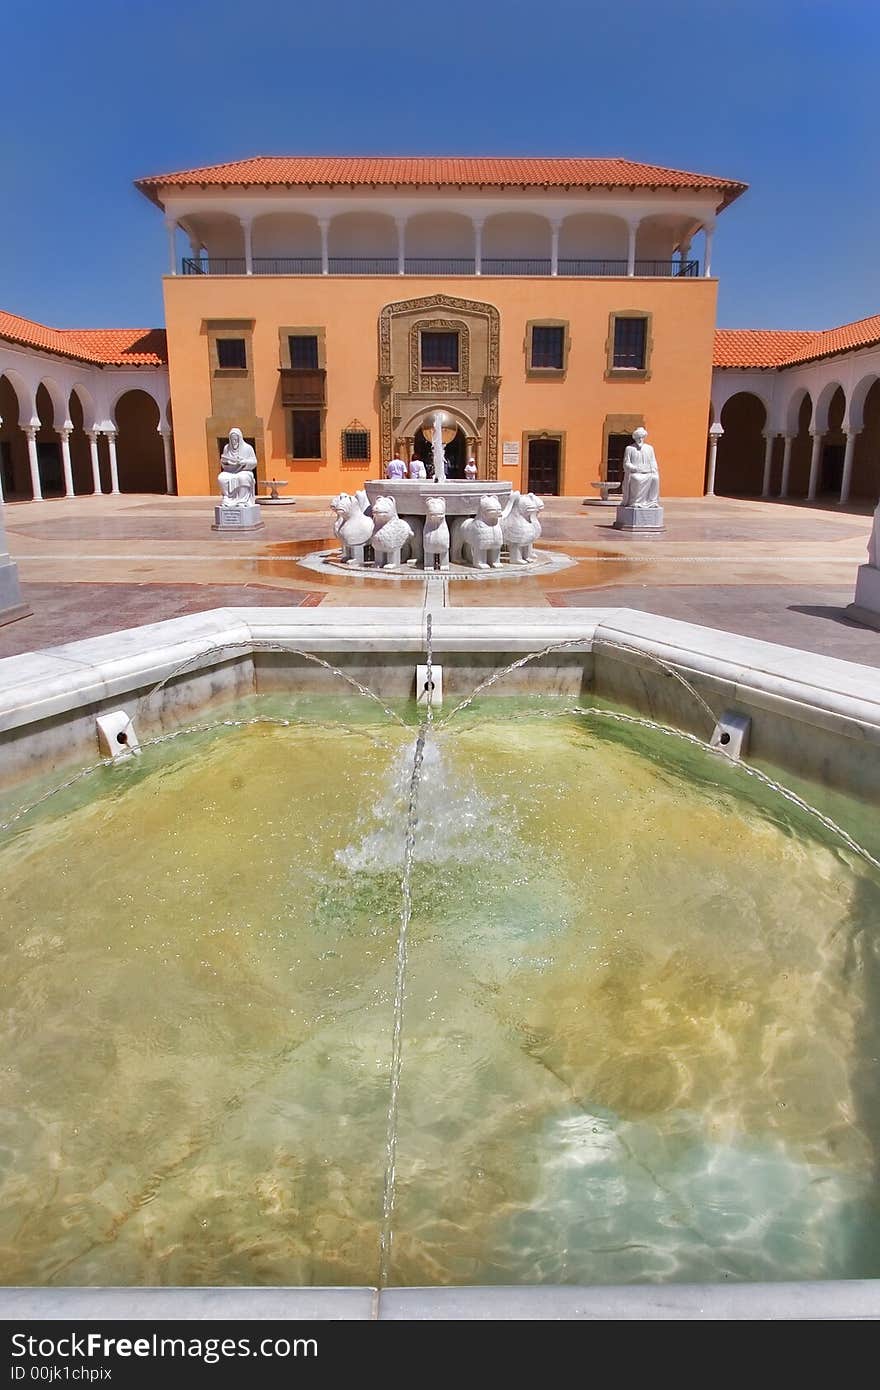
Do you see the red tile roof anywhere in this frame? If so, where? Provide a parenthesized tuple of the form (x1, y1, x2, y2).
(135, 155, 747, 209)
(715, 315, 880, 369)
(0, 311, 167, 366)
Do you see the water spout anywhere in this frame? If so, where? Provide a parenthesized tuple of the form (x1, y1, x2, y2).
(431, 412, 447, 485)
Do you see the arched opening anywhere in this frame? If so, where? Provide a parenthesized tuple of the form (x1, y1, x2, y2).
(251, 213, 321, 272)
(816, 385, 847, 497)
(482, 213, 551, 274)
(404, 212, 474, 273)
(34, 384, 64, 497)
(715, 393, 768, 495)
(786, 391, 814, 496)
(412, 422, 467, 479)
(636, 215, 695, 273)
(113, 390, 165, 492)
(558, 213, 628, 272)
(852, 379, 880, 500)
(327, 212, 397, 272)
(68, 388, 97, 494)
(0, 374, 31, 499)
(183, 212, 246, 272)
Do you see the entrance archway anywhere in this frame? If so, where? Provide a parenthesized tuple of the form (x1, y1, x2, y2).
(715, 392, 768, 495)
(113, 390, 165, 492)
(412, 423, 467, 478)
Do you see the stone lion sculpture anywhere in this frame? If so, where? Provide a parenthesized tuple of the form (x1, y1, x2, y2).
(454, 494, 504, 569)
(370, 495, 414, 568)
(422, 495, 450, 571)
(330, 492, 373, 564)
(501, 491, 545, 563)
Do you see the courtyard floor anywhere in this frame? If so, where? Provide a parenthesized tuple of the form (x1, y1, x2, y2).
(1, 492, 878, 666)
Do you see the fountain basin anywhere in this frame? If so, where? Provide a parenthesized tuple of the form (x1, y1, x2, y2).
(1, 610, 880, 1318)
(364, 478, 512, 516)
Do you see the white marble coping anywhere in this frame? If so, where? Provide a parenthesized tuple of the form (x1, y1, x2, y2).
(0, 1280, 876, 1321)
(0, 606, 878, 746)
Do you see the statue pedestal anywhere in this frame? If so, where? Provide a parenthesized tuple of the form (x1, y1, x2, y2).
(846, 564, 880, 630)
(0, 508, 29, 627)
(614, 504, 665, 532)
(212, 504, 265, 534)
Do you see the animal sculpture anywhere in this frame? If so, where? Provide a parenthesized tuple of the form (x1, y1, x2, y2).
(330, 492, 373, 564)
(422, 495, 450, 571)
(370, 495, 414, 568)
(501, 491, 545, 563)
(455, 495, 504, 569)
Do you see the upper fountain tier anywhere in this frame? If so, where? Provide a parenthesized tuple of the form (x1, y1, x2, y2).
(364, 477, 511, 517)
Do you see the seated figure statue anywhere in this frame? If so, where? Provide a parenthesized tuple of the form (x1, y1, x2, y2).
(218, 428, 258, 507)
(620, 427, 660, 508)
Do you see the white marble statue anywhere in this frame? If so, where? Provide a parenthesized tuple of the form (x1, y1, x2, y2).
(455, 495, 504, 569)
(409, 456, 427, 480)
(620, 427, 661, 508)
(501, 491, 545, 563)
(331, 491, 374, 564)
(422, 496, 450, 571)
(868, 500, 880, 568)
(218, 428, 258, 507)
(371, 495, 414, 568)
(354, 487, 372, 518)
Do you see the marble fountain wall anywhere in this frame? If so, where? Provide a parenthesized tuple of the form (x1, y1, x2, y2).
(0, 607, 879, 805)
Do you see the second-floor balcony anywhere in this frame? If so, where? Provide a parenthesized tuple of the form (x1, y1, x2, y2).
(172, 207, 713, 281)
(182, 255, 700, 278)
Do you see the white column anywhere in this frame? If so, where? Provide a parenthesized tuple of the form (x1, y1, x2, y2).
(165, 219, 178, 275)
(807, 430, 823, 501)
(626, 221, 638, 277)
(550, 221, 560, 277)
(319, 219, 330, 275)
(838, 430, 858, 505)
(241, 219, 253, 275)
(679, 236, 692, 272)
(59, 427, 75, 498)
(706, 424, 723, 497)
(703, 224, 715, 277)
(473, 219, 483, 276)
(760, 431, 775, 498)
(105, 429, 120, 494)
(87, 430, 103, 495)
(396, 218, 406, 275)
(24, 426, 43, 501)
(159, 428, 175, 493)
(779, 435, 793, 498)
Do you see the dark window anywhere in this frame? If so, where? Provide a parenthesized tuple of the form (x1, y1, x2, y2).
(531, 325, 565, 369)
(612, 317, 647, 369)
(292, 410, 322, 459)
(289, 335, 319, 369)
(217, 338, 247, 369)
(342, 428, 370, 462)
(421, 331, 459, 373)
(217, 436, 256, 456)
(605, 433, 633, 485)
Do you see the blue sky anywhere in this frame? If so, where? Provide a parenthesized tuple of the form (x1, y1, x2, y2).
(1, 0, 875, 331)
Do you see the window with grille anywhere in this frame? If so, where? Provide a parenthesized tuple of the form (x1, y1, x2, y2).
(292, 410, 322, 459)
(420, 331, 459, 373)
(612, 317, 647, 369)
(217, 338, 247, 369)
(530, 325, 565, 370)
(289, 335, 319, 369)
(342, 427, 370, 462)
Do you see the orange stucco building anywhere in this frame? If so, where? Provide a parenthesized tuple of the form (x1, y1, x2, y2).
(141, 155, 745, 498)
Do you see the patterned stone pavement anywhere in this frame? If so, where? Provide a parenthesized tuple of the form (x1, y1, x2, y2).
(1, 492, 877, 666)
